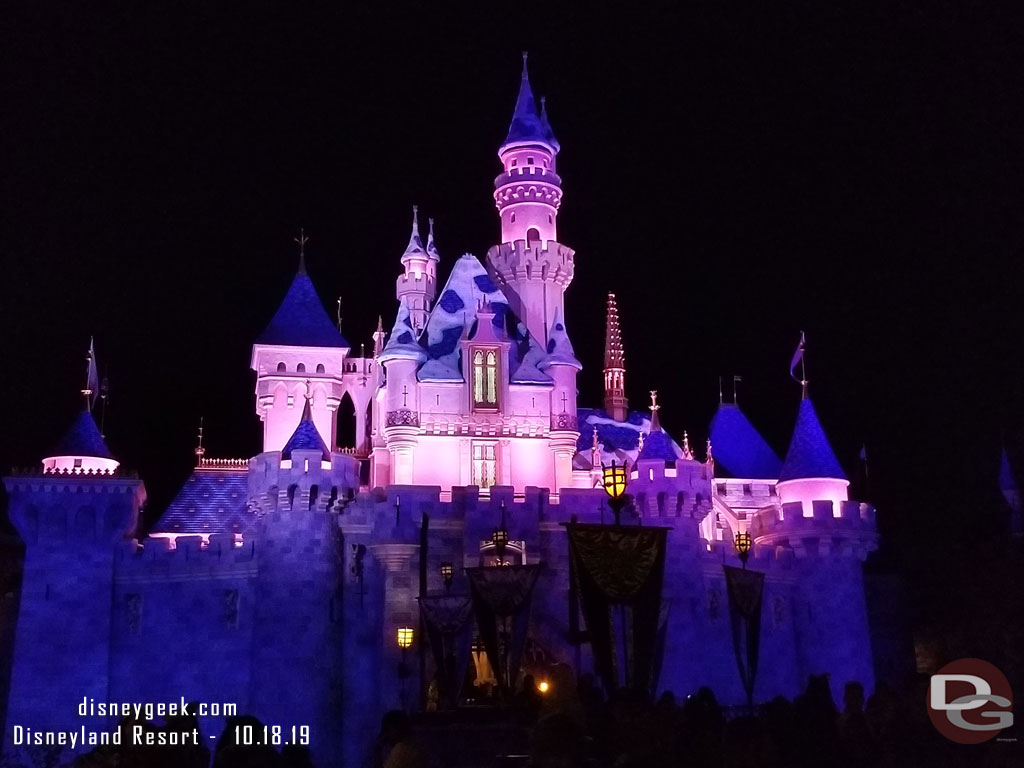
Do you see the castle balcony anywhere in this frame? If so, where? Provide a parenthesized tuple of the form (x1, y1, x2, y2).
(493, 166, 562, 189)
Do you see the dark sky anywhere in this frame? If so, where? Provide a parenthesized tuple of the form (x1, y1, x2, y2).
(2, 3, 1021, 574)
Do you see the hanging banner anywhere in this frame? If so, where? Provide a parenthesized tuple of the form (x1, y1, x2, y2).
(565, 523, 668, 695)
(419, 595, 474, 711)
(723, 564, 765, 707)
(465, 565, 542, 696)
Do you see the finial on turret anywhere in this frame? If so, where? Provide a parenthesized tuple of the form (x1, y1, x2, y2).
(790, 331, 807, 399)
(718, 375, 723, 405)
(81, 337, 99, 412)
(682, 430, 692, 460)
(521, 51, 528, 76)
(649, 390, 661, 431)
(638, 431, 645, 452)
(733, 375, 742, 405)
(426, 217, 440, 261)
(294, 228, 309, 275)
(706, 438, 714, 466)
(194, 416, 205, 465)
(336, 296, 342, 332)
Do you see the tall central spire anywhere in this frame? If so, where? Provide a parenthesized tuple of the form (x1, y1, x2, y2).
(603, 292, 628, 421)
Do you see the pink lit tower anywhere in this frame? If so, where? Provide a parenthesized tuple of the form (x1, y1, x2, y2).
(486, 53, 575, 346)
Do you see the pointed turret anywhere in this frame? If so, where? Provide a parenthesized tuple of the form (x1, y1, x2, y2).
(257, 264, 349, 349)
(501, 52, 550, 151)
(426, 218, 440, 263)
(282, 395, 331, 463)
(635, 393, 681, 463)
(777, 397, 849, 513)
(708, 402, 783, 479)
(779, 399, 846, 482)
(372, 315, 386, 358)
(539, 96, 560, 153)
(380, 303, 427, 364)
(396, 206, 437, 331)
(539, 307, 582, 370)
(43, 408, 119, 473)
(603, 292, 628, 422)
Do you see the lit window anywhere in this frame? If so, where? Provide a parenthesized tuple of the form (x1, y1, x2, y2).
(472, 349, 499, 409)
(472, 443, 497, 489)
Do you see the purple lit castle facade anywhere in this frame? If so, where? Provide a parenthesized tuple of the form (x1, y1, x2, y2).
(2, 57, 880, 768)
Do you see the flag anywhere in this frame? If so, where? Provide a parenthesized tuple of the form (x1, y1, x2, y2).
(789, 331, 805, 382)
(85, 337, 100, 410)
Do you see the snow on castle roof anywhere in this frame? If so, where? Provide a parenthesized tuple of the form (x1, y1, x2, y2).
(778, 398, 846, 482)
(417, 253, 548, 384)
(380, 302, 427, 363)
(540, 307, 582, 370)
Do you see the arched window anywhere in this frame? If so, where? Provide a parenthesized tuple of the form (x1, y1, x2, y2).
(526, 227, 540, 245)
(472, 349, 499, 409)
(277, 362, 286, 372)
(316, 363, 326, 374)
(296, 363, 306, 373)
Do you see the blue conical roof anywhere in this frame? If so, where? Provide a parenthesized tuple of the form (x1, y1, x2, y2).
(257, 270, 349, 348)
(282, 398, 330, 461)
(502, 54, 551, 150)
(778, 398, 846, 482)
(1000, 449, 1018, 492)
(49, 409, 114, 459)
(636, 428, 683, 464)
(708, 403, 783, 479)
(539, 97, 560, 153)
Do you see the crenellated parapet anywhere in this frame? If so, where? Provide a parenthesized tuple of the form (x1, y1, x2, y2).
(247, 450, 360, 518)
(493, 167, 563, 213)
(486, 240, 575, 287)
(629, 458, 714, 527)
(750, 499, 877, 561)
(115, 533, 258, 582)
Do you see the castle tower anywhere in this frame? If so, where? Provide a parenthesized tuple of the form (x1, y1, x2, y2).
(247, 399, 357, 768)
(752, 396, 877, 703)
(539, 307, 582, 491)
(251, 251, 350, 452)
(486, 54, 575, 345)
(378, 302, 426, 484)
(395, 206, 437, 332)
(3, 409, 145, 738)
(603, 292, 628, 421)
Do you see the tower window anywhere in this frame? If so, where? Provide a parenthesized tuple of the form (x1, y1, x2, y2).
(527, 157, 534, 165)
(510, 212, 516, 223)
(296, 363, 305, 373)
(472, 349, 499, 410)
(526, 227, 540, 245)
(511, 159, 517, 168)
(472, 443, 497, 490)
(316, 363, 326, 373)
(277, 362, 286, 372)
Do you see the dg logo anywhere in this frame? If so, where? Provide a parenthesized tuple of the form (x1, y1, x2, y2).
(928, 658, 1014, 744)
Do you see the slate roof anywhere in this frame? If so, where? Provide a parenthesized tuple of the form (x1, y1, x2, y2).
(47, 409, 114, 460)
(708, 404, 783, 479)
(540, 308, 581, 370)
(282, 398, 331, 461)
(150, 468, 250, 535)
(257, 270, 349, 348)
(636, 428, 683, 464)
(778, 398, 846, 482)
(502, 54, 555, 151)
(575, 408, 652, 470)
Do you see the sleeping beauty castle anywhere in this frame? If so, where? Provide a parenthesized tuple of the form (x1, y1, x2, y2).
(1, 57, 882, 767)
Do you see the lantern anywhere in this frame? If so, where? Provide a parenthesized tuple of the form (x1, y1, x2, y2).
(397, 626, 414, 650)
(735, 531, 752, 567)
(440, 562, 454, 592)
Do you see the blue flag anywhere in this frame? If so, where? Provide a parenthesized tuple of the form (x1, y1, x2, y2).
(85, 337, 99, 410)
(789, 331, 805, 382)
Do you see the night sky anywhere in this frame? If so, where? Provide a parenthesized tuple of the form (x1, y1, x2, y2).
(2, 4, 1021, 584)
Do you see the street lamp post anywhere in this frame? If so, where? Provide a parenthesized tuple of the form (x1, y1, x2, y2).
(601, 461, 628, 526)
(397, 626, 414, 710)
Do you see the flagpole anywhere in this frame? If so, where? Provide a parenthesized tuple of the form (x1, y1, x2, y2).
(800, 335, 807, 399)
(81, 338, 94, 411)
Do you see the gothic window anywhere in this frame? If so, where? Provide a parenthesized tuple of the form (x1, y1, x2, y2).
(472, 443, 497, 490)
(472, 349, 499, 410)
